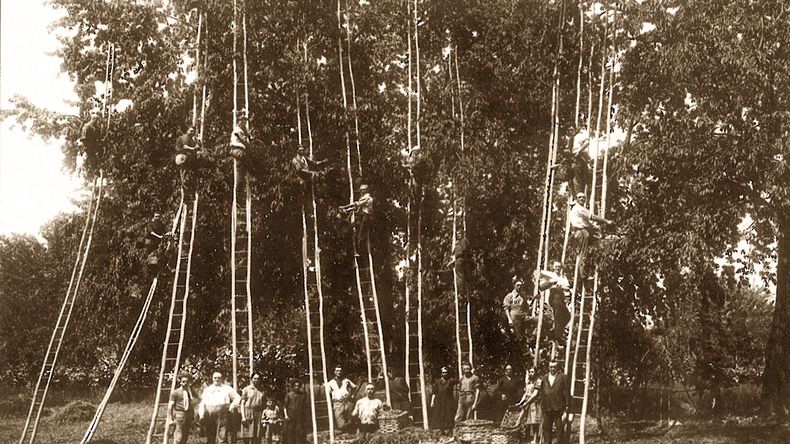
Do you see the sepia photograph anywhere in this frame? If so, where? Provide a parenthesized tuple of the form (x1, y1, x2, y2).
(1, 0, 788, 443)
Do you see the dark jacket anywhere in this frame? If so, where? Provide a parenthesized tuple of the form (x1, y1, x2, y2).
(538, 372, 570, 412)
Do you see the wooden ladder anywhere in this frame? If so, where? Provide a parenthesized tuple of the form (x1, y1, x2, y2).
(19, 175, 103, 444)
(405, 184, 428, 427)
(145, 193, 198, 444)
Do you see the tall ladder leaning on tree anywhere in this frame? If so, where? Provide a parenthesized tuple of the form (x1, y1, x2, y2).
(230, 0, 255, 392)
(336, 0, 391, 403)
(18, 43, 113, 444)
(297, 41, 335, 443)
(447, 43, 474, 382)
(81, 203, 183, 443)
(532, 0, 566, 372)
(568, 6, 618, 443)
(144, 12, 206, 443)
(404, 0, 429, 428)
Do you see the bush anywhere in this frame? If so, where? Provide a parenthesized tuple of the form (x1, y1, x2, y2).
(0, 392, 31, 418)
(52, 400, 95, 423)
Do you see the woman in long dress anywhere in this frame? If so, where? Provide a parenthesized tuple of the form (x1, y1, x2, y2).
(430, 367, 457, 435)
(517, 367, 541, 444)
(241, 373, 266, 444)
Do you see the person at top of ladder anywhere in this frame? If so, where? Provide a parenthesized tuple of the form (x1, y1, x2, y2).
(291, 144, 327, 187)
(174, 126, 201, 167)
(78, 113, 104, 175)
(229, 112, 252, 161)
(538, 261, 572, 343)
(339, 184, 373, 252)
(557, 124, 591, 197)
(166, 372, 198, 444)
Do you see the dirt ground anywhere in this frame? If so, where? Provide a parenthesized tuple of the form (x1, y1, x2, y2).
(2, 398, 788, 443)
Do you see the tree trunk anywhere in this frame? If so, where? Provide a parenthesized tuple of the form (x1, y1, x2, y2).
(763, 211, 790, 416)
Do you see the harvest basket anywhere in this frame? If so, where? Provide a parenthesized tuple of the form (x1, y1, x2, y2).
(454, 419, 495, 442)
(379, 410, 410, 434)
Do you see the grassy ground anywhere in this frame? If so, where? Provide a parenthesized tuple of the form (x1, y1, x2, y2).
(2, 393, 788, 443)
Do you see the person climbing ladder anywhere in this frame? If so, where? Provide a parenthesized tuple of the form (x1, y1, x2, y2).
(78, 114, 104, 174)
(339, 184, 373, 252)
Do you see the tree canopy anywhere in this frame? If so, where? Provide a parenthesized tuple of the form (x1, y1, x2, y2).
(1, 0, 786, 414)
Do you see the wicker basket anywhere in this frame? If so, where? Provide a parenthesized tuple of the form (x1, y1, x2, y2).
(490, 427, 520, 444)
(379, 409, 410, 434)
(454, 419, 495, 442)
(332, 433, 358, 444)
(500, 407, 524, 429)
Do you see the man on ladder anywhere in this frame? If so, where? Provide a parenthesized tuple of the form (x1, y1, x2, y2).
(78, 113, 104, 175)
(291, 145, 327, 191)
(339, 184, 373, 252)
(229, 112, 252, 161)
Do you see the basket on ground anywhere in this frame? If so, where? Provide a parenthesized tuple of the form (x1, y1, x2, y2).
(490, 427, 519, 444)
(500, 407, 524, 429)
(454, 419, 495, 441)
(379, 409, 410, 434)
(332, 433, 358, 444)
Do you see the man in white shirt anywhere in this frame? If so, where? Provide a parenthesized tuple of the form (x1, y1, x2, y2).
(326, 366, 357, 432)
(539, 261, 572, 342)
(352, 383, 383, 440)
(199, 372, 241, 444)
(569, 192, 613, 247)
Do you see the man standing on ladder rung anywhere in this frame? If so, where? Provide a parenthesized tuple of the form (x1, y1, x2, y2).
(339, 184, 373, 253)
(569, 192, 615, 276)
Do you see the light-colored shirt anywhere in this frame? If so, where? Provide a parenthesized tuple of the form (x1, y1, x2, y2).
(242, 385, 266, 412)
(571, 130, 590, 156)
(569, 203, 593, 230)
(326, 378, 356, 401)
(200, 384, 241, 408)
(459, 374, 480, 394)
(230, 125, 248, 148)
(503, 290, 524, 313)
(352, 397, 383, 425)
(353, 193, 373, 215)
(540, 270, 571, 303)
(548, 374, 557, 386)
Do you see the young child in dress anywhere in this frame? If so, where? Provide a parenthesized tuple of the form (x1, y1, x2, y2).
(261, 397, 282, 444)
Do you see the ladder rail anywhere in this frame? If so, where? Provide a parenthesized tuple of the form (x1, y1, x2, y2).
(579, 270, 599, 443)
(365, 233, 390, 405)
(20, 176, 102, 444)
(81, 277, 158, 443)
(19, 184, 93, 443)
(533, 1, 565, 370)
(145, 192, 187, 444)
(305, 99, 334, 438)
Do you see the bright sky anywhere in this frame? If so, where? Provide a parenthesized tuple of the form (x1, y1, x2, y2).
(0, 1, 82, 237)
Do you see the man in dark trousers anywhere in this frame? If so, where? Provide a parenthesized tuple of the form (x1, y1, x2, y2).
(537, 360, 570, 444)
(167, 373, 199, 444)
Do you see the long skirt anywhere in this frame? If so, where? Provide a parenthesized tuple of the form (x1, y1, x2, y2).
(241, 409, 263, 438)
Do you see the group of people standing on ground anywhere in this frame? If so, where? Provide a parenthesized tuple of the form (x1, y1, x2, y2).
(166, 371, 309, 444)
(428, 362, 571, 444)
